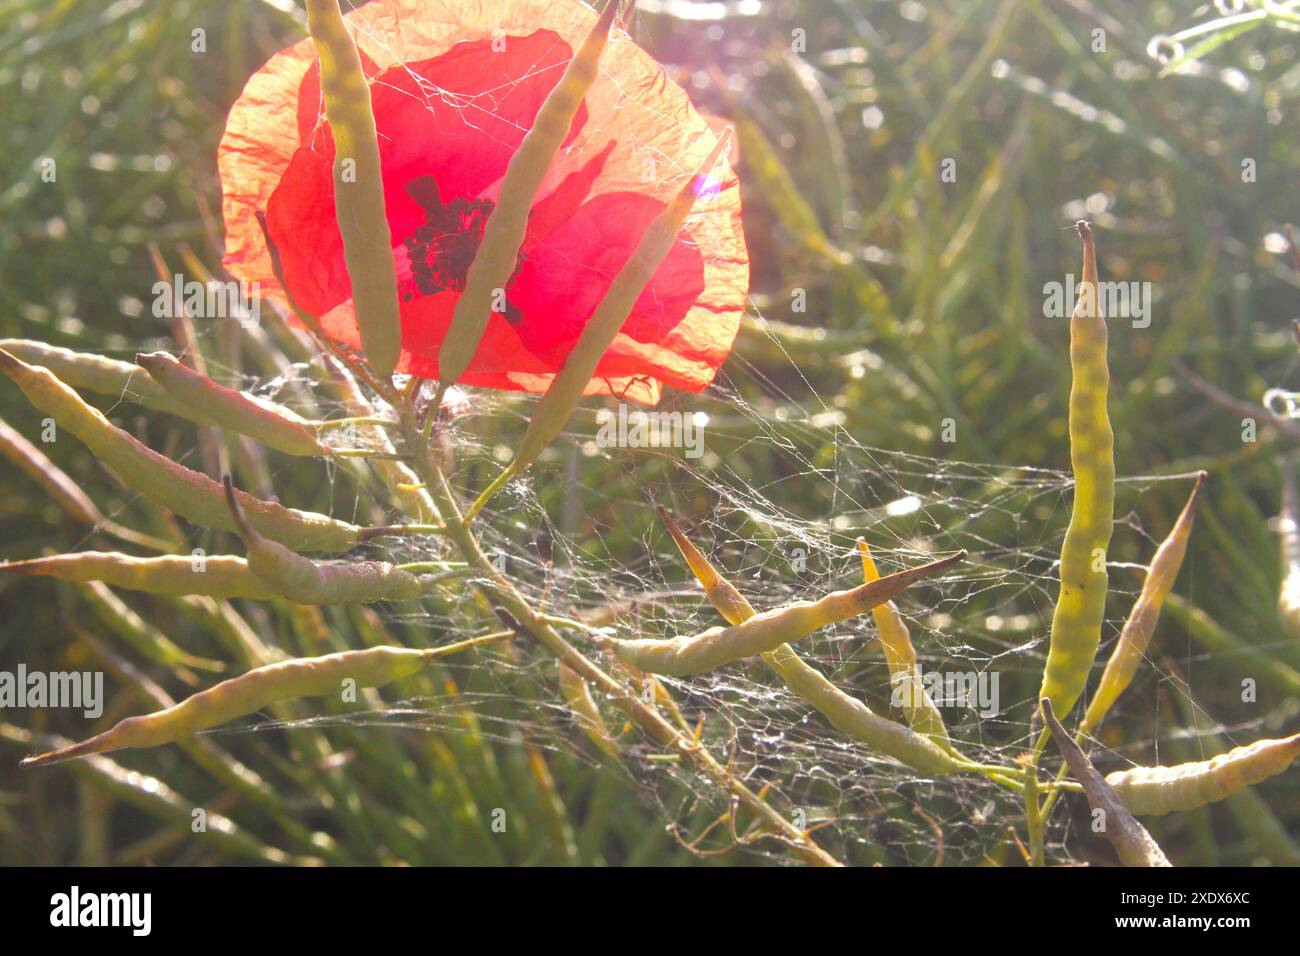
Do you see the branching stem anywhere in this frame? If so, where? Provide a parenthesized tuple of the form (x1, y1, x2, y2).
(394, 396, 844, 867)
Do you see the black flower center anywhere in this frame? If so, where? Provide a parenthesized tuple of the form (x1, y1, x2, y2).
(401, 176, 523, 324)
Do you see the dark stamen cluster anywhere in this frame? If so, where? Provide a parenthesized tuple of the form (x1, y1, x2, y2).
(403, 190, 494, 300)
(400, 177, 526, 325)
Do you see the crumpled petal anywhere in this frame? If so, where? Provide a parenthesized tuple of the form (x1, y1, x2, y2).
(219, 0, 748, 404)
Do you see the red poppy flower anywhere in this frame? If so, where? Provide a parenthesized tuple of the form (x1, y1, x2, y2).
(219, 0, 748, 405)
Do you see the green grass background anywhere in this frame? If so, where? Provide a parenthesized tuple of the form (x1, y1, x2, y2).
(1, 0, 1298, 865)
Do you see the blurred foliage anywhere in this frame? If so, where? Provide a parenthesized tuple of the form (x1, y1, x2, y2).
(2, 0, 1299, 865)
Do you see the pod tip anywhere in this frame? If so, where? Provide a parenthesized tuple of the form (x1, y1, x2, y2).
(597, 0, 622, 32)
(0, 346, 25, 375)
(655, 503, 694, 545)
(20, 737, 98, 768)
(937, 549, 968, 569)
(134, 351, 172, 372)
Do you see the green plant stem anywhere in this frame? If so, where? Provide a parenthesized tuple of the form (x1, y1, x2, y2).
(1025, 758, 1044, 867)
(420, 382, 449, 442)
(542, 614, 606, 635)
(1039, 760, 1071, 827)
(464, 462, 520, 524)
(415, 567, 480, 589)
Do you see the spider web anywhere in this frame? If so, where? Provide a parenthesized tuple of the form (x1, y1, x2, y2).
(150, 291, 1221, 867)
(20, 0, 1281, 868)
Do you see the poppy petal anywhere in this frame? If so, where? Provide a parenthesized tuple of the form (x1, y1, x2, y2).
(220, 0, 748, 403)
(263, 30, 584, 322)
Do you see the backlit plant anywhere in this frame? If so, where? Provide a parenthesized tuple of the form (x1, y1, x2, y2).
(3, 0, 1298, 868)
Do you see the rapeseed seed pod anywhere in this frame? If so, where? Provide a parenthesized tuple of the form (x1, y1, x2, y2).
(1105, 733, 1300, 817)
(0, 417, 170, 550)
(465, 132, 732, 522)
(436, 0, 622, 396)
(1080, 473, 1204, 735)
(1, 552, 277, 600)
(609, 547, 963, 677)
(223, 478, 426, 604)
(136, 351, 326, 457)
(0, 348, 363, 552)
(21, 646, 437, 768)
(1041, 698, 1170, 866)
(557, 662, 621, 757)
(655, 506, 963, 773)
(0, 338, 187, 416)
(1038, 221, 1115, 721)
(305, 0, 401, 378)
(858, 538, 950, 746)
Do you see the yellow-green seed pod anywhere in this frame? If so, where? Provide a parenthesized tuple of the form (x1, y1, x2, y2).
(21, 646, 434, 767)
(0, 348, 362, 552)
(2, 340, 332, 454)
(437, 0, 622, 392)
(509, 132, 731, 478)
(223, 479, 423, 604)
(1041, 698, 1171, 866)
(1, 552, 277, 601)
(136, 351, 325, 457)
(1277, 457, 1300, 640)
(0, 339, 187, 416)
(656, 504, 752, 626)
(1105, 733, 1300, 817)
(858, 539, 950, 746)
(1163, 685, 1300, 864)
(1038, 221, 1115, 721)
(558, 662, 620, 757)
(655, 505, 962, 773)
(609, 550, 964, 677)
(305, 0, 401, 378)
(1081, 473, 1204, 735)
